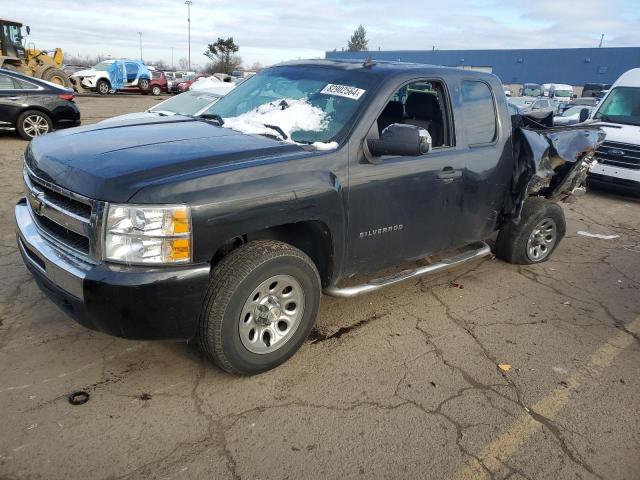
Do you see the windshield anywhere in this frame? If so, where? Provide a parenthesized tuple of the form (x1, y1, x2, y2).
(150, 91, 220, 115)
(94, 62, 112, 71)
(2, 24, 23, 45)
(203, 65, 378, 144)
(554, 89, 573, 98)
(594, 87, 640, 126)
(523, 85, 542, 96)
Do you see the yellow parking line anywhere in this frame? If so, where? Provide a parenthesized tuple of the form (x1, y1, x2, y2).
(453, 317, 640, 480)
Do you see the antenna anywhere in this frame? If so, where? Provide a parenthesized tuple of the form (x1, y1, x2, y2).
(363, 55, 376, 68)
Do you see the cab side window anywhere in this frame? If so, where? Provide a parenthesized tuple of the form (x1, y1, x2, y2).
(461, 80, 497, 146)
(375, 80, 452, 148)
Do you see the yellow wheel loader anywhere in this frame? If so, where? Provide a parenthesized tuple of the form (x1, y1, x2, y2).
(0, 19, 71, 87)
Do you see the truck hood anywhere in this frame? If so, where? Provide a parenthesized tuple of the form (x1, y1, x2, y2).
(592, 122, 640, 144)
(26, 116, 303, 202)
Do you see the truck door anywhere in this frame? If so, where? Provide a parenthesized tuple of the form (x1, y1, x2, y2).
(345, 79, 465, 275)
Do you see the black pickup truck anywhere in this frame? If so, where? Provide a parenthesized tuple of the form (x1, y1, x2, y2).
(15, 59, 604, 374)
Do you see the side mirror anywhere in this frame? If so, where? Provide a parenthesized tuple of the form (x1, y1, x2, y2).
(366, 123, 432, 158)
(25, 26, 31, 35)
(579, 108, 590, 123)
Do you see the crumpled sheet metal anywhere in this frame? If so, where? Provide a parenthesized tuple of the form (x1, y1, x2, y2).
(507, 124, 606, 221)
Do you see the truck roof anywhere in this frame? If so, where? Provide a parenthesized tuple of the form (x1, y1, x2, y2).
(612, 68, 640, 88)
(276, 58, 499, 82)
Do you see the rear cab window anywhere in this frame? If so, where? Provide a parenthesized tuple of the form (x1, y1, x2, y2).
(461, 80, 497, 146)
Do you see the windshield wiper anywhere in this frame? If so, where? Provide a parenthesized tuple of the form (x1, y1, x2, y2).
(198, 113, 225, 126)
(263, 124, 288, 140)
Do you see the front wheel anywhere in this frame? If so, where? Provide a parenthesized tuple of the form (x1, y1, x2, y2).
(494, 197, 566, 264)
(96, 79, 110, 95)
(199, 240, 321, 375)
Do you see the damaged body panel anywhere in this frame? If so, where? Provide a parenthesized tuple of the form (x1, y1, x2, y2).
(507, 119, 605, 221)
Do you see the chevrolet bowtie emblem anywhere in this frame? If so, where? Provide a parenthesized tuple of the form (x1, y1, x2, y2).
(30, 191, 45, 215)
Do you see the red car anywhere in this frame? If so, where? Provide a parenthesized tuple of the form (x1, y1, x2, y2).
(119, 70, 168, 96)
(175, 74, 208, 93)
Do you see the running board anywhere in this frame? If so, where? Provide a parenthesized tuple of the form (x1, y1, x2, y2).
(324, 241, 492, 298)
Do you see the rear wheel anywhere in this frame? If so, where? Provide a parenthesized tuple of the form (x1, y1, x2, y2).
(151, 85, 162, 96)
(16, 110, 53, 140)
(494, 197, 566, 265)
(199, 240, 321, 375)
(138, 78, 150, 91)
(96, 79, 110, 95)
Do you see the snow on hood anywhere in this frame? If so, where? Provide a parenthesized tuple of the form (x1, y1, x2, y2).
(223, 98, 337, 150)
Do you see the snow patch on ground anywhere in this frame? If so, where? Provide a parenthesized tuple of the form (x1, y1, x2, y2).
(223, 98, 337, 150)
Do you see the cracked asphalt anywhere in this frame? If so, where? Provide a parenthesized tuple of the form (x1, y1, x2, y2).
(1, 95, 639, 480)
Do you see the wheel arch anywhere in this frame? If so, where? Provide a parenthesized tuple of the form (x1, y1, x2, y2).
(211, 220, 336, 288)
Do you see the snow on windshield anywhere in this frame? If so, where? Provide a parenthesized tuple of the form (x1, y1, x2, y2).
(223, 98, 337, 150)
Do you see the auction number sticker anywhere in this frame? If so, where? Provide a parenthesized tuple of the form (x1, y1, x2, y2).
(321, 84, 366, 100)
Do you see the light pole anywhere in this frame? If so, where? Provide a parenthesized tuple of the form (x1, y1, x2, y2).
(171, 47, 174, 69)
(185, 0, 192, 70)
(138, 31, 143, 61)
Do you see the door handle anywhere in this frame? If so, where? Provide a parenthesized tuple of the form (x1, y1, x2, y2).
(7, 97, 20, 101)
(437, 167, 462, 182)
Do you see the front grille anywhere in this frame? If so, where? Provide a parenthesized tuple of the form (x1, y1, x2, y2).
(24, 164, 104, 261)
(595, 141, 640, 170)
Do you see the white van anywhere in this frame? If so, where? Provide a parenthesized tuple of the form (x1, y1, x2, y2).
(589, 68, 640, 195)
(549, 84, 575, 106)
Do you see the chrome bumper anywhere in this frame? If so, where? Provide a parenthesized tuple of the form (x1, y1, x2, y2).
(15, 199, 91, 300)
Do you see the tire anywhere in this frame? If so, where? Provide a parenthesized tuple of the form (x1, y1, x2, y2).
(199, 240, 321, 375)
(39, 67, 72, 88)
(495, 197, 566, 265)
(96, 79, 111, 95)
(151, 85, 162, 96)
(138, 78, 149, 91)
(16, 110, 53, 140)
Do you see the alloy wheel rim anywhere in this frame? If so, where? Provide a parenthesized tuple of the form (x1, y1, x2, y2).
(23, 115, 49, 137)
(239, 274, 305, 354)
(526, 217, 557, 261)
(99, 83, 109, 94)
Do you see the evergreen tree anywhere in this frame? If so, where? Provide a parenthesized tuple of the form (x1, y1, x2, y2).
(348, 25, 369, 52)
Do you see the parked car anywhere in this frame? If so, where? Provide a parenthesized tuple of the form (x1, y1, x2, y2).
(70, 59, 151, 94)
(508, 96, 555, 115)
(553, 105, 593, 126)
(165, 71, 195, 93)
(175, 74, 209, 93)
(520, 83, 543, 97)
(549, 84, 575, 107)
(101, 90, 223, 123)
(118, 70, 168, 96)
(15, 60, 604, 374)
(0, 68, 80, 139)
(582, 83, 611, 98)
(588, 68, 640, 196)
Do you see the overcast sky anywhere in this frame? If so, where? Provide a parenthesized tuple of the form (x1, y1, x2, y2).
(4, 0, 639, 69)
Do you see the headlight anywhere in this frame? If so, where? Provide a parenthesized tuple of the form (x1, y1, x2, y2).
(104, 204, 191, 264)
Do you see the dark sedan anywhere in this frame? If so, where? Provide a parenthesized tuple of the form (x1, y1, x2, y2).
(0, 68, 80, 140)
